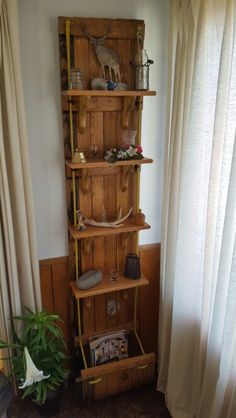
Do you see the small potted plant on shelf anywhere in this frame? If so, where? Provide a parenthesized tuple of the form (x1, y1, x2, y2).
(0, 308, 69, 417)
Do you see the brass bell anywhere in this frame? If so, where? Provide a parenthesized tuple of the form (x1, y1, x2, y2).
(72, 150, 87, 164)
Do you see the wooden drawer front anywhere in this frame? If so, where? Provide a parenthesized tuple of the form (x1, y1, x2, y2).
(81, 353, 156, 400)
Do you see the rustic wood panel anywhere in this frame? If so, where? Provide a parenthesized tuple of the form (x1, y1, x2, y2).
(139, 243, 160, 356)
(39, 243, 160, 356)
(58, 17, 145, 41)
(74, 37, 89, 90)
(39, 257, 72, 350)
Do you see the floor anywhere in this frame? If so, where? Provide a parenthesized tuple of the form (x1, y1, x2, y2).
(8, 383, 171, 418)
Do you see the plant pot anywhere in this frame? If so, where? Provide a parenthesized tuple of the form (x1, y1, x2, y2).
(35, 387, 63, 417)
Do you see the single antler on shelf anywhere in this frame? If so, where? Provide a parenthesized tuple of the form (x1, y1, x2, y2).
(85, 207, 133, 228)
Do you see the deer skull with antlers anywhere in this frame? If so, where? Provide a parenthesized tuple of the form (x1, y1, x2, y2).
(81, 24, 121, 83)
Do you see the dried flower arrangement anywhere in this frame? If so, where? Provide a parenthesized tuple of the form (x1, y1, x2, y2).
(104, 144, 143, 163)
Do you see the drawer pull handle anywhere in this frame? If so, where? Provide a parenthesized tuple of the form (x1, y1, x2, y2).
(89, 377, 102, 385)
(137, 364, 148, 370)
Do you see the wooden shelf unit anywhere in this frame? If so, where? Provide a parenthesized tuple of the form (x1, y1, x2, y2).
(70, 274, 149, 299)
(59, 16, 156, 401)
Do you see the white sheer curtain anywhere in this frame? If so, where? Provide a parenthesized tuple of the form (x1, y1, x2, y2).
(157, 0, 236, 417)
(0, 0, 41, 368)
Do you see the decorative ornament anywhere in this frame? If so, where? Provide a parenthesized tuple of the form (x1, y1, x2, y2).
(104, 144, 143, 163)
(72, 149, 87, 164)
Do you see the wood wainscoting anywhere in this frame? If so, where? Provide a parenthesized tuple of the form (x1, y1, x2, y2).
(39, 243, 160, 356)
(39, 256, 72, 350)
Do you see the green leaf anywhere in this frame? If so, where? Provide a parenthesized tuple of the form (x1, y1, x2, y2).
(21, 384, 35, 399)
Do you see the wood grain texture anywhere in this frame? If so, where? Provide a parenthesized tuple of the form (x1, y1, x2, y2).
(39, 257, 72, 350)
(39, 243, 160, 355)
(139, 243, 160, 356)
(58, 17, 145, 40)
(57, 16, 157, 399)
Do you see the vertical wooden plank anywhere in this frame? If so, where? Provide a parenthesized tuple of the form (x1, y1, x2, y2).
(90, 112, 103, 158)
(82, 297, 95, 337)
(92, 176, 106, 332)
(117, 289, 130, 327)
(80, 197, 94, 336)
(74, 37, 89, 89)
(79, 175, 93, 273)
(40, 265, 54, 313)
(139, 244, 160, 356)
(118, 368, 133, 392)
(93, 237, 106, 332)
(77, 112, 91, 156)
(129, 39, 137, 90)
(117, 39, 131, 88)
(104, 175, 117, 220)
(52, 261, 72, 351)
(107, 372, 119, 396)
(104, 174, 118, 328)
(59, 34, 68, 91)
(103, 112, 117, 150)
(132, 362, 155, 387)
(116, 111, 122, 148)
(94, 376, 108, 400)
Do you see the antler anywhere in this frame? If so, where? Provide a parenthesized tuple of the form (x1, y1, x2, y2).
(80, 24, 96, 42)
(80, 23, 112, 43)
(98, 25, 112, 42)
(85, 207, 132, 228)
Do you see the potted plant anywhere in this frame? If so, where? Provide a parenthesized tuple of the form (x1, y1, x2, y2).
(0, 308, 69, 416)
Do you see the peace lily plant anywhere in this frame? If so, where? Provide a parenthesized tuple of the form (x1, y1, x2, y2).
(0, 309, 68, 406)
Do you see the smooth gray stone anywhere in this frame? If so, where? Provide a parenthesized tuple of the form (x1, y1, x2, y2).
(77, 270, 102, 290)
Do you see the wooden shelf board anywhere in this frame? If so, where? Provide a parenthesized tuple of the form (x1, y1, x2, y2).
(80, 353, 156, 379)
(62, 90, 156, 97)
(65, 157, 153, 170)
(70, 273, 149, 299)
(69, 219, 150, 240)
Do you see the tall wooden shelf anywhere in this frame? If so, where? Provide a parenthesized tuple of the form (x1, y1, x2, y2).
(59, 16, 156, 401)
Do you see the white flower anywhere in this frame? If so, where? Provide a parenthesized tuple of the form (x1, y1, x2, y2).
(19, 347, 50, 389)
(126, 146, 137, 157)
(104, 150, 113, 160)
(117, 150, 125, 159)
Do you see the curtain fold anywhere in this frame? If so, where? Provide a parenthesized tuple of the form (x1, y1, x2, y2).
(158, 0, 236, 417)
(0, 0, 42, 365)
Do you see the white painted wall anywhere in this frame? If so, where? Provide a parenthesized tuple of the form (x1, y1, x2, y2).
(17, 0, 169, 260)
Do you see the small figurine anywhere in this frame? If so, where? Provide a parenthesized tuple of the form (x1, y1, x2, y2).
(76, 210, 86, 231)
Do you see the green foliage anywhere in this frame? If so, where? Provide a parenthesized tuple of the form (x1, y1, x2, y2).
(0, 308, 68, 405)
